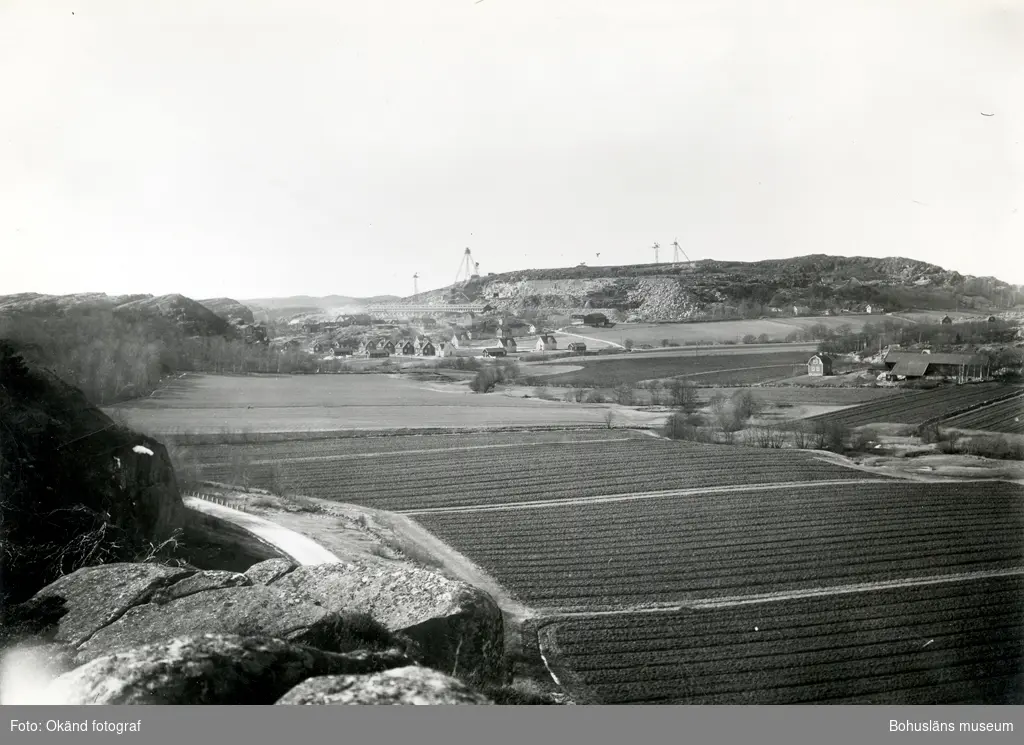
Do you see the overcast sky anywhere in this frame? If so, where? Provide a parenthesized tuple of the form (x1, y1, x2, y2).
(1, 0, 1021, 300)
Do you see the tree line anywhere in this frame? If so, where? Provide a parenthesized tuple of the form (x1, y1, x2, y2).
(0, 308, 321, 406)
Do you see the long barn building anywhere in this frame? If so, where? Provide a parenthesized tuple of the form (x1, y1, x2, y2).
(882, 351, 989, 381)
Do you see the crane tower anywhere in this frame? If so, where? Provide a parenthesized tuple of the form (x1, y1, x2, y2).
(672, 239, 691, 263)
(455, 248, 481, 284)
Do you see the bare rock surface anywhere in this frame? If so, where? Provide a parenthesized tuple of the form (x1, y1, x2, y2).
(32, 563, 194, 646)
(47, 634, 412, 705)
(74, 586, 335, 663)
(276, 666, 494, 705)
(245, 557, 298, 585)
(273, 560, 505, 683)
(151, 570, 251, 604)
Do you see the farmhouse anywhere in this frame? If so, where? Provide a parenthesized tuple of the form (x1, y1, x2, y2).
(941, 315, 953, 325)
(451, 332, 471, 348)
(378, 338, 396, 354)
(333, 347, 354, 357)
(498, 337, 518, 353)
(882, 350, 988, 380)
(535, 334, 558, 352)
(806, 353, 834, 377)
(418, 341, 436, 356)
(567, 342, 587, 354)
(437, 342, 457, 358)
(398, 340, 416, 355)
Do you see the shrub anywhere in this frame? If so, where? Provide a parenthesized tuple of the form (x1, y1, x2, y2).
(662, 412, 712, 442)
(791, 422, 812, 449)
(584, 390, 606, 403)
(470, 367, 503, 393)
(730, 389, 760, 420)
(742, 334, 757, 344)
(612, 384, 634, 406)
(667, 378, 699, 410)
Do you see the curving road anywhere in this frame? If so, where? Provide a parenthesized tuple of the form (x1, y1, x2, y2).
(185, 496, 341, 565)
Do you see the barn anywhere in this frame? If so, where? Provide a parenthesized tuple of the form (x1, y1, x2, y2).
(568, 342, 587, 354)
(882, 351, 987, 380)
(806, 353, 833, 377)
(482, 347, 507, 358)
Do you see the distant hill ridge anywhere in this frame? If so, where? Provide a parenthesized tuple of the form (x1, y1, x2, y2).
(0, 292, 232, 337)
(400, 254, 1020, 321)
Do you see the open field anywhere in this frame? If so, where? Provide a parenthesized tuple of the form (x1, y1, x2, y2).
(526, 351, 812, 387)
(562, 316, 906, 346)
(803, 383, 1023, 429)
(414, 480, 1024, 608)
(105, 373, 664, 434)
(173, 435, 867, 513)
(546, 576, 1024, 704)
(941, 393, 1024, 434)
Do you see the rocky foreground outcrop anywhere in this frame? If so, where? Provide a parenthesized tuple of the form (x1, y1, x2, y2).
(8, 558, 506, 704)
(0, 343, 187, 606)
(277, 666, 493, 705)
(46, 635, 414, 705)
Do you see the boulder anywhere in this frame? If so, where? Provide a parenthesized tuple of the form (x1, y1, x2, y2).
(46, 635, 413, 705)
(277, 666, 494, 705)
(246, 558, 298, 585)
(273, 560, 505, 683)
(75, 586, 334, 663)
(32, 563, 194, 646)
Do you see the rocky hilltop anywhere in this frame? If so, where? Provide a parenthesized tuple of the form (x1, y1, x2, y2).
(405, 255, 1020, 322)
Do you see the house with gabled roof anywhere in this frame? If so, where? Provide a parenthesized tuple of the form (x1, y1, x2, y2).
(535, 334, 558, 352)
(807, 353, 833, 377)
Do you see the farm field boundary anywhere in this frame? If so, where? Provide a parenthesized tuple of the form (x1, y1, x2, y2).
(533, 566, 1024, 618)
(399, 478, 899, 516)
(538, 574, 1024, 704)
(936, 392, 1024, 434)
(803, 383, 1022, 429)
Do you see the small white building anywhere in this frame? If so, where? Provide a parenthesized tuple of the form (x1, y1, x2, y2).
(535, 334, 558, 352)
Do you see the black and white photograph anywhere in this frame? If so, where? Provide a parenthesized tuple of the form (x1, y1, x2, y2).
(1, 0, 1023, 715)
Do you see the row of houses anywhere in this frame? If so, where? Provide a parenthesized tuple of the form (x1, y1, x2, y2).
(333, 332, 567, 358)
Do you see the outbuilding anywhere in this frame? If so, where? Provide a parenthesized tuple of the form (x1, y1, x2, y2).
(567, 342, 587, 354)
